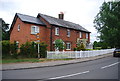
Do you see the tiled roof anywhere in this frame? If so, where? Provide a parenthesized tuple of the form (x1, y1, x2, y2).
(17, 13, 45, 25)
(38, 13, 90, 32)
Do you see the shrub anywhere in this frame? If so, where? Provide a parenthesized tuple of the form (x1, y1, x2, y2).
(39, 42, 48, 58)
(2, 40, 10, 58)
(2, 41, 18, 59)
(54, 39, 65, 51)
(10, 41, 18, 55)
(73, 48, 77, 51)
(19, 42, 38, 58)
(80, 43, 85, 51)
(19, 42, 48, 58)
(77, 43, 85, 51)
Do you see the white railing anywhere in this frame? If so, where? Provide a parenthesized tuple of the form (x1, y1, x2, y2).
(47, 49, 115, 59)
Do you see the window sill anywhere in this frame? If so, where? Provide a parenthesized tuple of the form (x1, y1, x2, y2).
(55, 34, 59, 36)
(67, 36, 70, 38)
(31, 33, 37, 35)
(66, 49, 71, 50)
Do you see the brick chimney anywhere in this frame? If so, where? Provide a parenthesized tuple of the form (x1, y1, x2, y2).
(58, 12, 64, 19)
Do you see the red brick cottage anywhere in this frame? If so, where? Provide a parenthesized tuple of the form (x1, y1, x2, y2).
(10, 13, 91, 51)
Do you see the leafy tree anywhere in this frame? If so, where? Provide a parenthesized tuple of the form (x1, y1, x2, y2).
(93, 41, 108, 49)
(94, 1, 120, 48)
(0, 18, 10, 40)
(54, 39, 65, 51)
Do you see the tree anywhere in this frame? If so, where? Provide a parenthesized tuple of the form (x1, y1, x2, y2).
(93, 41, 108, 49)
(54, 39, 65, 51)
(94, 1, 120, 48)
(0, 18, 10, 40)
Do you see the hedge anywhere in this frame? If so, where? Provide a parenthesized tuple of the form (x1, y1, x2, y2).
(2, 41, 48, 59)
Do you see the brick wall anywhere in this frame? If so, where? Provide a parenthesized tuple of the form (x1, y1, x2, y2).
(10, 17, 47, 48)
(10, 16, 90, 51)
(51, 26, 90, 51)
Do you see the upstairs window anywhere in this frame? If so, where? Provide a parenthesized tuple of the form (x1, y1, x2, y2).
(55, 27, 59, 35)
(86, 33, 89, 39)
(80, 32, 82, 38)
(18, 24, 20, 32)
(67, 29, 70, 37)
(31, 26, 39, 34)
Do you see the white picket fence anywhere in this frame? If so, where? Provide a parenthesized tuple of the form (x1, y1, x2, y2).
(47, 49, 115, 59)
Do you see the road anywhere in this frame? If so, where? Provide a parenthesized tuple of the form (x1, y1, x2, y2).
(2, 56, 120, 81)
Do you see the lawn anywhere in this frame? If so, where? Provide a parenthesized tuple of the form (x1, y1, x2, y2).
(1, 58, 74, 64)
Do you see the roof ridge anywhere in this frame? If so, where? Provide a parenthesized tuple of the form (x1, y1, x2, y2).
(17, 13, 37, 19)
(38, 13, 90, 32)
(39, 13, 82, 26)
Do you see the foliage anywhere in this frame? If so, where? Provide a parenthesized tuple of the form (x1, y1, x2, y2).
(39, 42, 48, 58)
(19, 42, 48, 58)
(54, 39, 65, 51)
(2, 31, 10, 40)
(2, 40, 10, 58)
(10, 41, 18, 55)
(94, 1, 120, 48)
(1, 19, 10, 40)
(93, 41, 109, 49)
(73, 48, 77, 51)
(2, 41, 48, 59)
(19, 42, 37, 58)
(77, 43, 85, 51)
(80, 43, 86, 51)
(2, 41, 18, 59)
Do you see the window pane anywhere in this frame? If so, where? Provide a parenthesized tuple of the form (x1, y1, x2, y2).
(55, 27, 59, 35)
(67, 29, 70, 37)
(31, 26, 35, 34)
(35, 26, 39, 33)
(18, 25, 20, 31)
(66, 43, 71, 50)
(80, 32, 82, 38)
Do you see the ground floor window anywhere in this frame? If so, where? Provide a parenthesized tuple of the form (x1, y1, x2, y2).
(66, 42, 71, 50)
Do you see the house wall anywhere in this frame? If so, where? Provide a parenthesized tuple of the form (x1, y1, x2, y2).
(10, 16, 90, 51)
(10, 17, 47, 47)
(51, 26, 90, 51)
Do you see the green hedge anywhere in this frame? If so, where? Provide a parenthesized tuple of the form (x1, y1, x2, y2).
(2, 41, 48, 59)
(19, 42, 37, 58)
(39, 42, 48, 58)
(2, 40, 10, 58)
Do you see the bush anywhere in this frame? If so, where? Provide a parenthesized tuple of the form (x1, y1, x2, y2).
(2, 41, 48, 59)
(10, 41, 18, 55)
(2, 40, 10, 58)
(19, 42, 38, 58)
(19, 42, 48, 58)
(54, 39, 65, 51)
(77, 43, 85, 51)
(73, 48, 77, 51)
(39, 42, 48, 58)
(2, 41, 18, 59)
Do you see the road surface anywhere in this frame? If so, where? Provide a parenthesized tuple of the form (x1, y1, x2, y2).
(2, 56, 120, 81)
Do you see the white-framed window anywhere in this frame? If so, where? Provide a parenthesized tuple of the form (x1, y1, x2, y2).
(18, 24, 20, 32)
(66, 42, 71, 50)
(67, 29, 70, 37)
(86, 33, 89, 39)
(55, 27, 59, 35)
(31, 26, 39, 34)
(80, 32, 82, 38)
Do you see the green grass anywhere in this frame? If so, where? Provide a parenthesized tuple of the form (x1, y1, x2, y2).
(1, 58, 74, 64)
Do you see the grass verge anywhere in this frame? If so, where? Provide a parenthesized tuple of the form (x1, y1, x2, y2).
(1, 58, 74, 64)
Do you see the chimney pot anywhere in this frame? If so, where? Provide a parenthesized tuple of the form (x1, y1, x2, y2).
(58, 12, 64, 19)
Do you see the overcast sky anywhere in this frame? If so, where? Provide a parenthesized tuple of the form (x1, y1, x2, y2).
(0, 0, 113, 43)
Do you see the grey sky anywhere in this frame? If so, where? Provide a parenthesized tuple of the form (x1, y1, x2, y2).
(0, 0, 112, 42)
